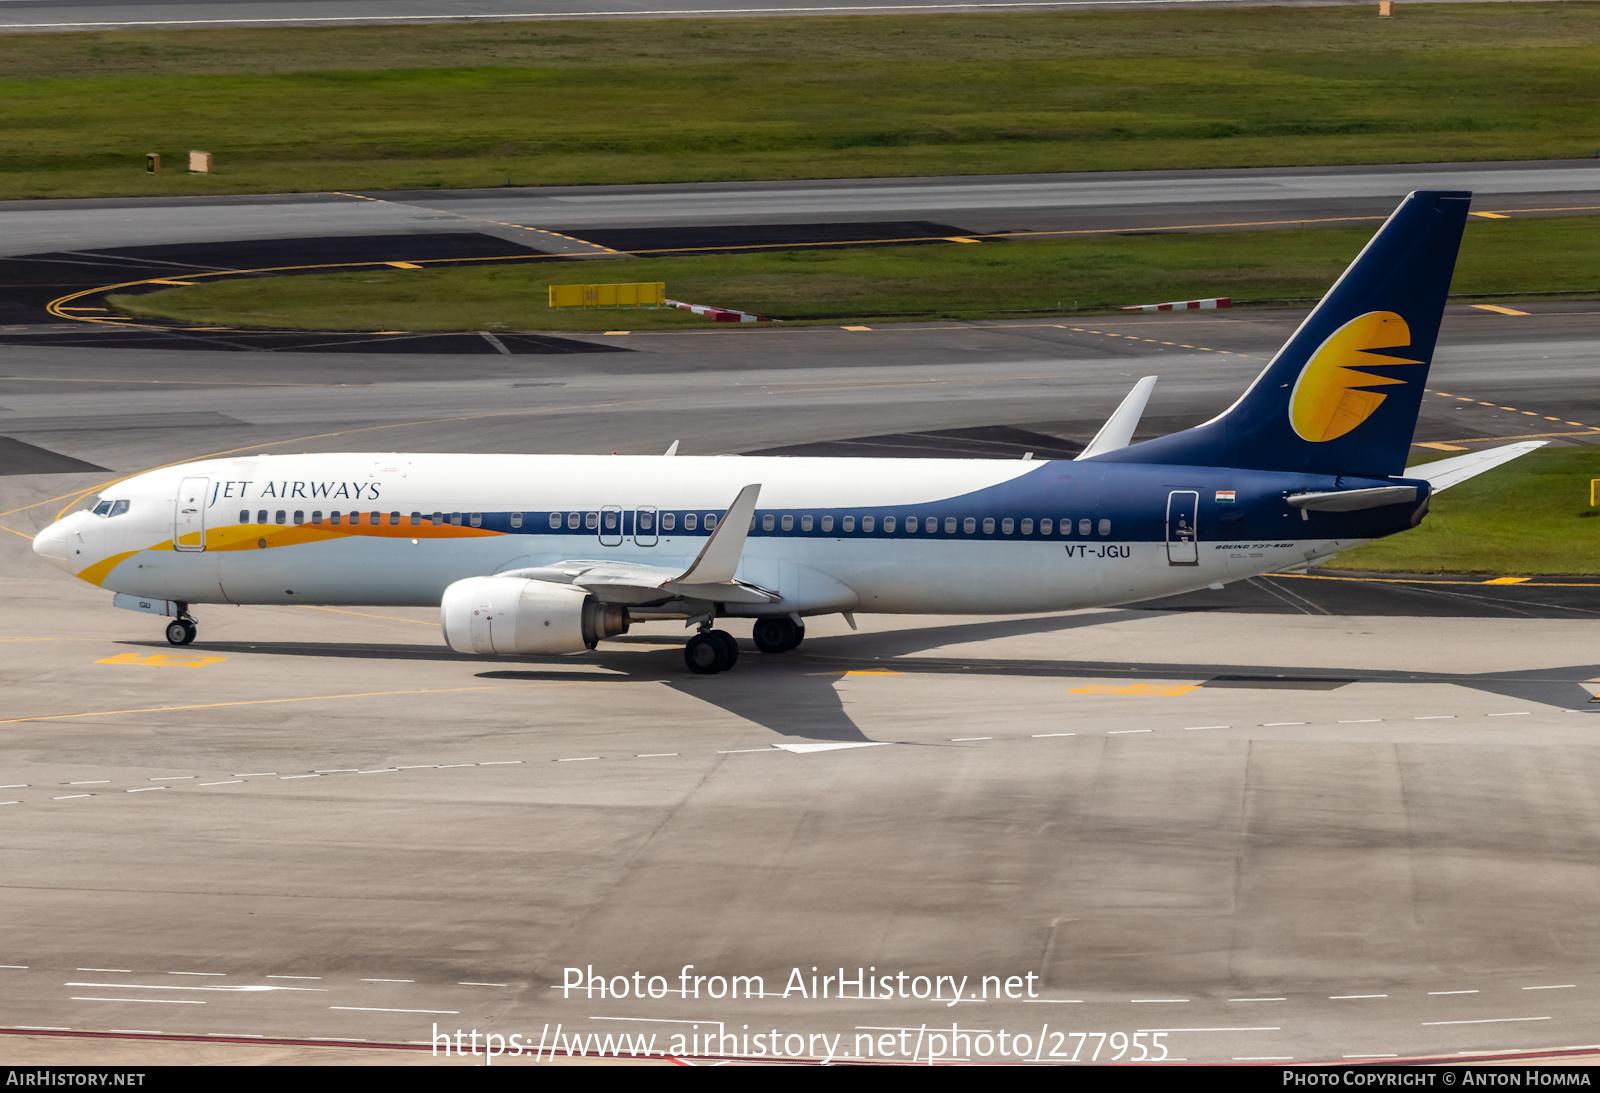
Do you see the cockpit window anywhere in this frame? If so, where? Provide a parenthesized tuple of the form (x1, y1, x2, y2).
(110, 500, 130, 517)
(93, 500, 130, 517)
(92, 501, 112, 516)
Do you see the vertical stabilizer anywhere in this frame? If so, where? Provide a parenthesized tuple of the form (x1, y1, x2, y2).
(1094, 190, 1471, 477)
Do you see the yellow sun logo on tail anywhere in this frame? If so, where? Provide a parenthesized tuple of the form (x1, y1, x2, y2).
(1289, 311, 1422, 442)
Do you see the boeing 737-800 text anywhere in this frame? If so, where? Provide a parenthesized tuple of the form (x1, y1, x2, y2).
(31, 191, 1541, 673)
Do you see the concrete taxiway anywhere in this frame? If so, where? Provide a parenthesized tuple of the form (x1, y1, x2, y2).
(4, 297, 1600, 1063)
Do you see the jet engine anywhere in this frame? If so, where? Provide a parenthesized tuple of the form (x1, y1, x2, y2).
(440, 576, 629, 656)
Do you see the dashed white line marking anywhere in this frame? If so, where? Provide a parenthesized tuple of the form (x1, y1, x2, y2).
(555, 757, 600, 762)
(314, 769, 359, 774)
(395, 765, 437, 770)
(1108, 729, 1152, 735)
(1415, 716, 1455, 720)
(1130, 998, 1190, 1003)
(167, 972, 224, 977)
(126, 787, 165, 793)
(1185, 726, 1229, 731)
(107, 1030, 162, 1035)
(64, 781, 109, 785)
(637, 753, 679, 758)
(1338, 719, 1383, 724)
(52, 795, 92, 800)
(951, 736, 992, 741)
(0, 784, 27, 789)
(77, 969, 131, 973)
(357, 769, 398, 774)
(17, 1026, 71, 1031)
(330, 1006, 458, 1014)
(436, 764, 476, 768)
(306, 1036, 367, 1041)
(1345, 1054, 1398, 1059)
(0, 965, 27, 969)
(265, 975, 321, 980)
(199, 781, 242, 786)
(1429, 990, 1480, 995)
(1488, 712, 1531, 717)
(717, 749, 776, 754)
(478, 761, 522, 766)
(279, 774, 319, 780)
(1229, 997, 1286, 1002)
(0, 802, 17, 806)
(234, 773, 276, 777)
(149, 777, 193, 781)
(361, 978, 414, 983)
(1422, 1017, 1550, 1026)
(206, 1033, 265, 1038)
(1523, 984, 1576, 990)
(1330, 994, 1388, 1000)
(460, 982, 508, 987)
(1236, 1056, 1294, 1061)
(1262, 722, 1306, 727)
(1031, 733, 1075, 738)
(1136, 1026, 1279, 1033)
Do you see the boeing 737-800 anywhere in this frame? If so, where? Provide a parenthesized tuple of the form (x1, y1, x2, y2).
(31, 190, 1542, 674)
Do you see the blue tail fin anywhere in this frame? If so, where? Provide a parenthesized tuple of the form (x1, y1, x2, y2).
(1096, 190, 1471, 477)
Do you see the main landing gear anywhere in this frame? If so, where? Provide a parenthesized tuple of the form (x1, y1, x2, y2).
(752, 616, 804, 654)
(685, 628, 740, 675)
(164, 615, 197, 646)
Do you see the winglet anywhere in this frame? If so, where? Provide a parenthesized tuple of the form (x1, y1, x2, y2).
(1076, 376, 1157, 460)
(674, 484, 760, 585)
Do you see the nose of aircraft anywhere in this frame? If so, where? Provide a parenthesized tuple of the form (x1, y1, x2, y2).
(32, 514, 76, 570)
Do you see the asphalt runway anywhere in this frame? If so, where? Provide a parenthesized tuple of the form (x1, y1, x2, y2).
(5, 286, 1600, 1063)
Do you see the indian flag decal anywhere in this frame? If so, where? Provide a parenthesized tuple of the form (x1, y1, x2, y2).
(1215, 490, 1236, 504)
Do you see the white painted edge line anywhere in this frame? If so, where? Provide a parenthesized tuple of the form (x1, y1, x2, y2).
(1261, 722, 1306, 727)
(52, 795, 92, 800)
(1488, 712, 1531, 716)
(71, 997, 204, 1005)
(950, 736, 992, 741)
(17, 1026, 72, 1031)
(279, 774, 318, 780)
(717, 748, 776, 754)
(234, 773, 276, 777)
(1330, 994, 1388, 999)
(636, 753, 679, 757)
(436, 764, 476, 768)
(477, 761, 522, 766)
(1129, 998, 1189, 1003)
(1415, 715, 1456, 720)
(1523, 984, 1577, 990)
(1031, 733, 1074, 738)
(1228, 997, 1287, 1002)
(395, 765, 437, 770)
(199, 780, 243, 786)
(460, 982, 509, 987)
(107, 1030, 163, 1035)
(1338, 719, 1383, 724)
(1108, 729, 1151, 734)
(205, 1033, 265, 1038)
(126, 787, 165, 793)
(1422, 1017, 1550, 1026)
(314, 769, 359, 774)
(305, 1036, 367, 1042)
(1136, 1027, 1280, 1033)
(555, 757, 600, 762)
(1429, 990, 1479, 995)
(149, 776, 194, 781)
(1345, 1054, 1399, 1059)
(361, 978, 414, 983)
(77, 969, 131, 973)
(265, 975, 321, 980)
(357, 769, 399, 774)
(330, 1006, 458, 1014)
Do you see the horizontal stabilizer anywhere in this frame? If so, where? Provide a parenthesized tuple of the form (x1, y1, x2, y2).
(1077, 376, 1157, 460)
(1408, 440, 1547, 492)
(1287, 485, 1417, 512)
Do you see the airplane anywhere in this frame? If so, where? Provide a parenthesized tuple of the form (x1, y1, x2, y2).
(30, 190, 1544, 675)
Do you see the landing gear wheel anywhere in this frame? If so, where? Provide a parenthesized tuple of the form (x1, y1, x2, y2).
(710, 628, 739, 669)
(165, 618, 197, 646)
(685, 632, 728, 674)
(752, 617, 803, 653)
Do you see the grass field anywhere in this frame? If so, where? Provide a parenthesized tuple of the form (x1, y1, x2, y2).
(6, 5, 1600, 199)
(107, 214, 1600, 331)
(1329, 447, 1600, 575)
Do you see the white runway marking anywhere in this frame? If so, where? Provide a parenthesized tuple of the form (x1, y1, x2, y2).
(1523, 984, 1576, 990)
(72, 997, 203, 1005)
(637, 753, 679, 757)
(125, 787, 165, 793)
(950, 736, 992, 741)
(167, 972, 224, 977)
(776, 742, 891, 753)
(1228, 997, 1286, 1002)
(279, 774, 319, 780)
(330, 1006, 458, 1014)
(149, 776, 193, 781)
(199, 781, 242, 786)
(1338, 719, 1383, 724)
(1422, 1016, 1550, 1026)
(478, 761, 523, 766)
(77, 968, 131, 973)
(1108, 729, 1151, 734)
(460, 982, 508, 987)
(556, 756, 600, 762)
(1429, 990, 1480, 995)
(1488, 712, 1531, 717)
(1415, 716, 1455, 720)
(361, 978, 413, 983)
(265, 975, 321, 980)
(1137, 1026, 1280, 1033)
(1330, 994, 1387, 1000)
(1031, 733, 1075, 738)
(52, 795, 91, 800)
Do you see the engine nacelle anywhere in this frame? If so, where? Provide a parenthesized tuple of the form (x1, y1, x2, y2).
(440, 576, 629, 656)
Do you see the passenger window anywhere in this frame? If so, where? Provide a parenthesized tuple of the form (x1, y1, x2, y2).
(780, 515, 793, 531)
(548, 512, 561, 529)
(566, 512, 579, 529)
(509, 512, 522, 529)
(471, 513, 483, 528)
(843, 515, 855, 532)
(983, 517, 995, 534)
(603, 511, 616, 530)
(330, 512, 342, 526)
(93, 500, 113, 516)
(1002, 517, 1013, 534)
(883, 516, 895, 533)
(801, 515, 813, 532)
(685, 513, 697, 531)
(1062, 517, 1074, 535)
(1041, 518, 1053, 535)
(313, 511, 323, 524)
(963, 517, 976, 534)
(390, 511, 401, 525)
(450, 512, 463, 526)
(1021, 518, 1033, 535)
(639, 511, 653, 530)
(294, 511, 305, 525)
(432, 512, 443, 525)
(821, 515, 833, 532)
(239, 509, 249, 523)
(943, 517, 956, 534)
(257, 510, 268, 524)
(762, 514, 775, 531)
(369, 512, 380, 526)
(662, 512, 675, 531)
(862, 515, 875, 532)
(1079, 518, 1091, 536)
(905, 516, 917, 534)
(705, 514, 717, 530)
(1099, 518, 1111, 536)
(584, 512, 597, 530)
(412, 512, 423, 527)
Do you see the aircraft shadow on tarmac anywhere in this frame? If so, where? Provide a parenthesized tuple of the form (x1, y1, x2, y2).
(137, 608, 1600, 742)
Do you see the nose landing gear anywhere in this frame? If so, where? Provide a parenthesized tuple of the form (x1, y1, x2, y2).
(165, 615, 197, 646)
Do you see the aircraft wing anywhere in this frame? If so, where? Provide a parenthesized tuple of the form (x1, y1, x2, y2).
(496, 483, 780, 605)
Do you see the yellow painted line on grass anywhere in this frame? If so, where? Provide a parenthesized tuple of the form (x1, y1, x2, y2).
(1483, 577, 1531, 585)
(1471, 212, 1511, 220)
(1472, 304, 1530, 316)
(1269, 572, 1600, 588)
(385, 262, 422, 270)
